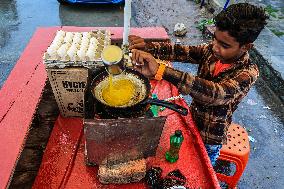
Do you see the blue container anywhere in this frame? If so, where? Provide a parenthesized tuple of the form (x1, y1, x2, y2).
(58, 0, 124, 4)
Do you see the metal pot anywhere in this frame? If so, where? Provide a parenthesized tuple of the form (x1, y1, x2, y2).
(91, 67, 188, 118)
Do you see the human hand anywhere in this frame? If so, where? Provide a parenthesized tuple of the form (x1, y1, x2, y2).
(129, 35, 146, 50)
(131, 49, 159, 78)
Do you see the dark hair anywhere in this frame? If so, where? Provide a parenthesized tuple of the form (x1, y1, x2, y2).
(215, 3, 268, 46)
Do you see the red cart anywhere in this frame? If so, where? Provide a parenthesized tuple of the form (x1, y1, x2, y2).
(0, 27, 220, 189)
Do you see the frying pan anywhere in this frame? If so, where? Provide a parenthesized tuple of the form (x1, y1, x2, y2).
(91, 67, 188, 118)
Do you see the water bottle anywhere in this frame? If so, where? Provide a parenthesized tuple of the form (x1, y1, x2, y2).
(165, 130, 184, 163)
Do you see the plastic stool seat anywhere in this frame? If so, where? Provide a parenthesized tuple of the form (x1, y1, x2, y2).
(216, 123, 250, 189)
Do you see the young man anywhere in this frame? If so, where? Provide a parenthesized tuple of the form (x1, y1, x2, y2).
(129, 3, 268, 166)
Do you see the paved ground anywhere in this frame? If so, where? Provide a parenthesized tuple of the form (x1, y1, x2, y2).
(250, 0, 284, 41)
(0, 0, 283, 188)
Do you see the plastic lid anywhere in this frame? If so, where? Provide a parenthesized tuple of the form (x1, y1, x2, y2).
(152, 94, 158, 99)
(175, 130, 182, 137)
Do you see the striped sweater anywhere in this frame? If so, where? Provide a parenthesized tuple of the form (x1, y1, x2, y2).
(146, 42, 259, 144)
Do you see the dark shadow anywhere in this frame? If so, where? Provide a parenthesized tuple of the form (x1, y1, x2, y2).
(254, 78, 284, 124)
(214, 159, 236, 177)
(9, 81, 59, 188)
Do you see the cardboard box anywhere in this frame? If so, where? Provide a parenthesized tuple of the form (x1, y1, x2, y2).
(43, 30, 112, 117)
(47, 67, 89, 117)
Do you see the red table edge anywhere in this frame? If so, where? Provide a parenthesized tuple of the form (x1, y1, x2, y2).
(179, 101, 220, 188)
(0, 26, 169, 189)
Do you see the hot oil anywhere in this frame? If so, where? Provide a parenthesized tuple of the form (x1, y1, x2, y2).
(100, 45, 135, 106)
(102, 74, 135, 107)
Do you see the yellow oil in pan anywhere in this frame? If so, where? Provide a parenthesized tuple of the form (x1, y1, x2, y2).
(101, 45, 135, 106)
(102, 75, 135, 107)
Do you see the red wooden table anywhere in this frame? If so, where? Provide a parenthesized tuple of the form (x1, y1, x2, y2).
(0, 27, 220, 189)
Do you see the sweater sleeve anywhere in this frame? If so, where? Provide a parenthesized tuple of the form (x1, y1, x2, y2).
(145, 41, 208, 64)
(162, 64, 259, 106)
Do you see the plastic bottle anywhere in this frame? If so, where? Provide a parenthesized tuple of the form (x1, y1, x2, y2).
(165, 130, 184, 163)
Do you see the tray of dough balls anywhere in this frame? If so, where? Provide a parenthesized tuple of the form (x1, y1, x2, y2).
(43, 30, 111, 69)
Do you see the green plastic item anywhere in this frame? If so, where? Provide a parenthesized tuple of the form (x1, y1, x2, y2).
(160, 107, 166, 111)
(150, 94, 159, 117)
(165, 130, 184, 163)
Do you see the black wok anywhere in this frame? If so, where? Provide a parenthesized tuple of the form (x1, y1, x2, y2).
(91, 67, 188, 118)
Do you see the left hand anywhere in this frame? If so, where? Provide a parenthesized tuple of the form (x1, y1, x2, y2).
(131, 49, 159, 78)
(128, 35, 146, 50)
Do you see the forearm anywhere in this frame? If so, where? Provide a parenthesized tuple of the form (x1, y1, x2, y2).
(163, 67, 232, 105)
(145, 42, 205, 64)
(162, 66, 258, 106)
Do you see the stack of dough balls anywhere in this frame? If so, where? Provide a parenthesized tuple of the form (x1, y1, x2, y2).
(45, 30, 111, 62)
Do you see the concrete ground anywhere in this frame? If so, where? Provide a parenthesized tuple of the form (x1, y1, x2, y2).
(0, 0, 283, 188)
(253, 0, 284, 42)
